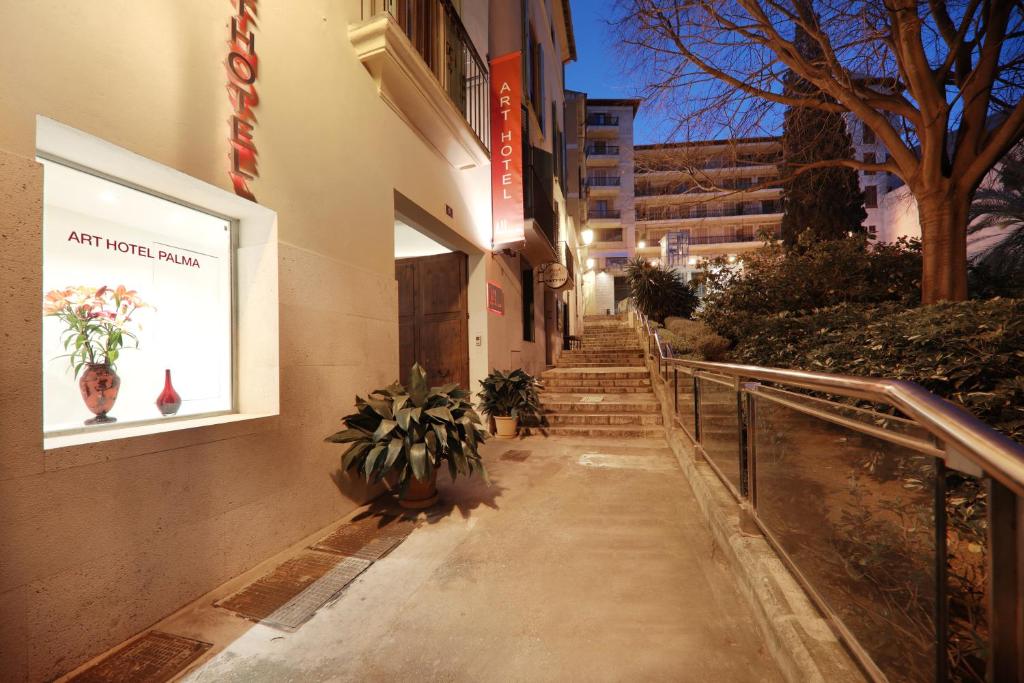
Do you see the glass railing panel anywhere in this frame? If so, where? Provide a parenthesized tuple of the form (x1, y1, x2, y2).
(672, 366, 696, 438)
(697, 374, 742, 493)
(754, 385, 933, 444)
(752, 394, 938, 682)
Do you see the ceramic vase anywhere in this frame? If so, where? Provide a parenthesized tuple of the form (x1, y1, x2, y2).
(79, 363, 120, 425)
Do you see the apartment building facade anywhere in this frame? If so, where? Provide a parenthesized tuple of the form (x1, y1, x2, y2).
(579, 98, 641, 314)
(0, 1, 578, 679)
(845, 115, 901, 239)
(633, 138, 784, 287)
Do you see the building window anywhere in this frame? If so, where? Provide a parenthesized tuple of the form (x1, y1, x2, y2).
(867, 224, 878, 238)
(41, 159, 234, 436)
(863, 151, 876, 175)
(522, 268, 535, 342)
(865, 185, 878, 208)
(862, 126, 876, 144)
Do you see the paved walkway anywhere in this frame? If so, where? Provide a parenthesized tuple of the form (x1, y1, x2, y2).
(175, 436, 783, 682)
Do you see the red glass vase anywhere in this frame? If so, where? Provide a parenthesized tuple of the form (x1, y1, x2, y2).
(155, 369, 182, 416)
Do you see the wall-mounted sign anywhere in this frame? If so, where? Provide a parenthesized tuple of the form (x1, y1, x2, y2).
(490, 52, 524, 247)
(537, 262, 571, 290)
(487, 281, 505, 315)
(227, 0, 259, 201)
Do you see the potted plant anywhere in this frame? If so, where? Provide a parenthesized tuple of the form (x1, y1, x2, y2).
(477, 368, 544, 439)
(325, 364, 489, 509)
(43, 285, 147, 425)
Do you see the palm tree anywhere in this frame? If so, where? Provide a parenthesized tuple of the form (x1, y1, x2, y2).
(624, 256, 699, 322)
(968, 146, 1024, 296)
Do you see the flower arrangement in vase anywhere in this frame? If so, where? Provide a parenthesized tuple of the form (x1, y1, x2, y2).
(43, 285, 147, 425)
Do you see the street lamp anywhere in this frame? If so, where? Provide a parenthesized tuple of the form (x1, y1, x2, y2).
(581, 229, 594, 245)
(586, 257, 595, 270)
(637, 240, 646, 249)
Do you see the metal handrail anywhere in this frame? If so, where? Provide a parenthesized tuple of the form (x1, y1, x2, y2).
(628, 303, 1023, 681)
(631, 308, 1024, 496)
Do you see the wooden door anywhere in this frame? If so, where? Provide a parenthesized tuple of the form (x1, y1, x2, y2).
(395, 252, 469, 390)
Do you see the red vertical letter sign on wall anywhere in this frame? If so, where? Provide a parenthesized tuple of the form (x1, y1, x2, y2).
(227, 0, 259, 201)
(490, 52, 524, 247)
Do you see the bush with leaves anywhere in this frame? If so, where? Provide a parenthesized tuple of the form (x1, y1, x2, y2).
(731, 298, 1024, 443)
(660, 317, 730, 360)
(477, 368, 544, 425)
(325, 364, 489, 491)
(625, 256, 699, 323)
(698, 236, 922, 341)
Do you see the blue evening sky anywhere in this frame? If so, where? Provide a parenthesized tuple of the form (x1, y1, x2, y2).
(565, 0, 670, 145)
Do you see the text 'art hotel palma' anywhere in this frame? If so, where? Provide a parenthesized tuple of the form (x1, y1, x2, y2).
(0, 1, 587, 679)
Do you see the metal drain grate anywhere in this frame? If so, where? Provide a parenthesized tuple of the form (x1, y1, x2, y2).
(311, 515, 417, 560)
(500, 449, 531, 462)
(216, 551, 371, 630)
(69, 631, 210, 683)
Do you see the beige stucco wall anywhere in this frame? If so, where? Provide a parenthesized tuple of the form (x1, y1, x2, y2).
(0, 1, 509, 680)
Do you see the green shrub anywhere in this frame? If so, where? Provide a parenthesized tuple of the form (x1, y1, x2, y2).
(662, 317, 730, 360)
(698, 237, 922, 341)
(732, 298, 1024, 442)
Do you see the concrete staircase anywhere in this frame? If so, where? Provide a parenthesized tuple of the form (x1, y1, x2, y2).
(541, 316, 662, 437)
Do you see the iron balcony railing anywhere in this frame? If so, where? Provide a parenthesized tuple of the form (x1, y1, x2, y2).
(674, 229, 782, 246)
(628, 306, 1024, 683)
(604, 256, 630, 270)
(637, 204, 781, 222)
(587, 177, 622, 187)
(367, 0, 489, 149)
(592, 229, 624, 243)
(524, 164, 556, 247)
(586, 145, 620, 156)
(588, 208, 621, 219)
(586, 115, 620, 126)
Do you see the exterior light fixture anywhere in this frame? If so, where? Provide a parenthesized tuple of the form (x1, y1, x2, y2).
(727, 255, 737, 263)
(581, 229, 594, 245)
(637, 240, 646, 249)
(586, 257, 595, 270)
(688, 256, 698, 266)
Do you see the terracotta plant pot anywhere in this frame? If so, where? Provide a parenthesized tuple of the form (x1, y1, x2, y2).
(399, 470, 439, 509)
(79, 363, 120, 425)
(493, 415, 518, 439)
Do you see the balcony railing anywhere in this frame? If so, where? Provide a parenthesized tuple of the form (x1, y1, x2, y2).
(589, 208, 621, 219)
(605, 256, 630, 271)
(587, 177, 622, 187)
(637, 203, 780, 221)
(586, 145, 620, 156)
(686, 228, 781, 245)
(525, 165, 556, 247)
(593, 229, 624, 243)
(636, 180, 784, 196)
(587, 115, 620, 126)
(632, 307, 1024, 683)
(370, 0, 489, 148)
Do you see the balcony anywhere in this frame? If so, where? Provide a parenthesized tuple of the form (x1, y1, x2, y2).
(637, 204, 781, 222)
(586, 145, 620, 157)
(588, 208, 621, 220)
(586, 115, 620, 127)
(523, 148, 559, 263)
(586, 177, 622, 187)
(351, 0, 489, 170)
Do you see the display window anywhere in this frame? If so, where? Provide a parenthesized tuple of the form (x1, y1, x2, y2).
(41, 159, 234, 436)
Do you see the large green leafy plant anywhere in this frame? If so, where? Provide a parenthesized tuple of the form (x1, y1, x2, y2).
(625, 256, 698, 323)
(477, 368, 544, 423)
(325, 364, 489, 490)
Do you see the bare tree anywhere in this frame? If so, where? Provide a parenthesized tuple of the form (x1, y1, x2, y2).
(614, 0, 1024, 303)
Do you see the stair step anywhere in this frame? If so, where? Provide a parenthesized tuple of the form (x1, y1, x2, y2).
(541, 400, 661, 414)
(542, 385, 654, 394)
(543, 424, 665, 438)
(544, 377, 651, 386)
(544, 369, 649, 380)
(546, 412, 664, 426)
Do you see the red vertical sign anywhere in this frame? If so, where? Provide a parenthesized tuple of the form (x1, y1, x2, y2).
(490, 52, 524, 247)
